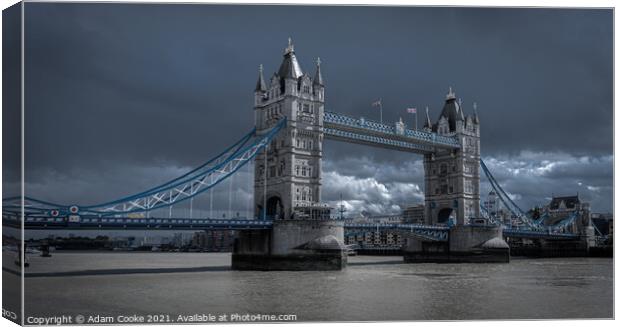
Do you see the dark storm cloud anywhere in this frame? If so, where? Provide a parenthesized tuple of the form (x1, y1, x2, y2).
(12, 4, 613, 213)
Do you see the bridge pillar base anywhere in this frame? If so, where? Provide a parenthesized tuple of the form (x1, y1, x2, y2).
(403, 225, 510, 263)
(231, 220, 347, 271)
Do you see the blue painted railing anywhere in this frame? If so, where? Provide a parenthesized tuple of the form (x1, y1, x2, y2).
(324, 128, 435, 152)
(323, 111, 460, 148)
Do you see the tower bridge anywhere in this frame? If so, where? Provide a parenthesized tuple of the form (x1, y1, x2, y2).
(2, 40, 596, 269)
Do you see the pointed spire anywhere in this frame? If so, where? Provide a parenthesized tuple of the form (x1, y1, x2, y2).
(473, 102, 480, 124)
(458, 98, 465, 121)
(284, 36, 295, 54)
(424, 106, 432, 128)
(313, 57, 324, 86)
(446, 86, 456, 100)
(255, 64, 267, 92)
(278, 37, 303, 79)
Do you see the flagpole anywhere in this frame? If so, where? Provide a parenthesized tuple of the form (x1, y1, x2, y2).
(379, 99, 383, 124)
(415, 111, 418, 131)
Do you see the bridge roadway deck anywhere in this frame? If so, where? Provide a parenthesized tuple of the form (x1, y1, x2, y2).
(3, 217, 579, 241)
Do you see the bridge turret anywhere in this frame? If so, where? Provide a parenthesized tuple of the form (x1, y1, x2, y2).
(253, 38, 326, 221)
(455, 98, 465, 133)
(312, 57, 324, 102)
(277, 37, 304, 97)
(424, 87, 481, 225)
(472, 102, 480, 125)
(254, 64, 267, 106)
(238, 41, 346, 271)
(434, 87, 466, 134)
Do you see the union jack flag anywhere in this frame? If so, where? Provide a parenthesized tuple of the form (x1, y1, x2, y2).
(407, 108, 417, 114)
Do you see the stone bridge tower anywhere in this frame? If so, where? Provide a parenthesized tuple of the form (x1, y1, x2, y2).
(234, 40, 345, 270)
(253, 38, 325, 220)
(424, 88, 481, 225)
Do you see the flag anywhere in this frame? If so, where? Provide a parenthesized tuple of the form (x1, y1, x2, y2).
(407, 108, 417, 114)
(371, 99, 382, 107)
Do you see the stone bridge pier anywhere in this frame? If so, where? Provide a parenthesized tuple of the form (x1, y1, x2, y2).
(232, 40, 506, 269)
(232, 39, 347, 270)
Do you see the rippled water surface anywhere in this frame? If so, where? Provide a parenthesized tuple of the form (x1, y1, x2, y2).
(9, 252, 613, 321)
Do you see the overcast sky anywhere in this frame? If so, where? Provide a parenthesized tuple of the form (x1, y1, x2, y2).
(4, 3, 613, 218)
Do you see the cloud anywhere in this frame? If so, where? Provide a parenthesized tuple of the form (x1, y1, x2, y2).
(17, 149, 612, 221)
(321, 169, 425, 216)
(480, 151, 613, 212)
(7, 5, 612, 221)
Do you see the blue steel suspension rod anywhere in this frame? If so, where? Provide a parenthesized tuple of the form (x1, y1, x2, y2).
(480, 159, 526, 216)
(481, 167, 520, 218)
(480, 159, 540, 228)
(479, 203, 502, 226)
(480, 160, 529, 217)
(81, 119, 286, 216)
(2, 120, 285, 218)
(1, 129, 256, 211)
(81, 128, 256, 209)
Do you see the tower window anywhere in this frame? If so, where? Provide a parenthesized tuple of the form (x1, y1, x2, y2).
(441, 184, 448, 194)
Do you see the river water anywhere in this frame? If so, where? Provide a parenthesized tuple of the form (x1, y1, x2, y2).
(7, 252, 613, 322)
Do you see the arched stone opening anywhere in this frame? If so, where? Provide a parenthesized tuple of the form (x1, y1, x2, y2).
(437, 208, 455, 224)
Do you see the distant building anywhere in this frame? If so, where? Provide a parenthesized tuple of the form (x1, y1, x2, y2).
(482, 190, 512, 225)
(543, 195, 591, 234)
(191, 230, 235, 252)
(345, 230, 402, 249)
(402, 204, 425, 224)
(483, 190, 500, 213)
(350, 214, 403, 224)
(346, 213, 404, 248)
(171, 233, 193, 248)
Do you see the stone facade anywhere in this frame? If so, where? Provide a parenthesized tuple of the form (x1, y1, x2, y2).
(403, 204, 425, 224)
(253, 42, 482, 227)
(253, 40, 325, 220)
(424, 89, 481, 225)
(543, 195, 592, 234)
